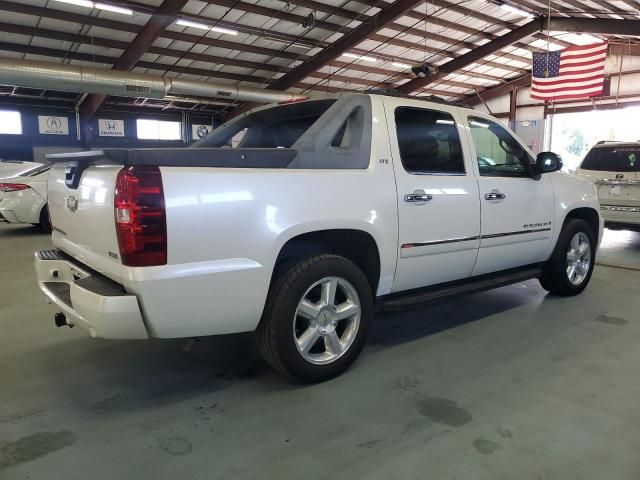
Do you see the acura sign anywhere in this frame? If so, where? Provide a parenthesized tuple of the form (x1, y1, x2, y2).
(38, 115, 69, 135)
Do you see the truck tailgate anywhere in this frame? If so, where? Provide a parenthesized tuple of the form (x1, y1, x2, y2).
(596, 176, 640, 207)
(48, 162, 124, 283)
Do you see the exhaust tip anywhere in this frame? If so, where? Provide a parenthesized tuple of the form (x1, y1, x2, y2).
(54, 312, 67, 328)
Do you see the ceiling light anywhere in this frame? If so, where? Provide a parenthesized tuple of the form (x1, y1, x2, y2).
(54, 0, 132, 14)
(176, 19, 211, 30)
(210, 26, 239, 36)
(95, 2, 133, 15)
(176, 19, 238, 35)
(342, 53, 377, 63)
(392, 62, 411, 69)
(54, 0, 94, 7)
(500, 3, 533, 17)
(576, 33, 602, 43)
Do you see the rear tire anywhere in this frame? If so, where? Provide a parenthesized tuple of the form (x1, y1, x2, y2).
(256, 254, 373, 383)
(39, 205, 52, 233)
(539, 218, 595, 296)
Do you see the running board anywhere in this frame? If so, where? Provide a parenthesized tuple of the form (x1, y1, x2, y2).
(379, 266, 543, 311)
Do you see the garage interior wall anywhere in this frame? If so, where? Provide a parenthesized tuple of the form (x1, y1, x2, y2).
(0, 102, 215, 161)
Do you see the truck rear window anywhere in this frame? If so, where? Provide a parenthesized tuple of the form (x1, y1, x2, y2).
(193, 99, 336, 149)
(580, 146, 639, 172)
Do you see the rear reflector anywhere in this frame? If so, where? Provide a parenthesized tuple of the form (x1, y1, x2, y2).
(0, 183, 30, 192)
(114, 166, 167, 267)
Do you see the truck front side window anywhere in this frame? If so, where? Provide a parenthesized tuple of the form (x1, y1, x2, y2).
(468, 117, 532, 177)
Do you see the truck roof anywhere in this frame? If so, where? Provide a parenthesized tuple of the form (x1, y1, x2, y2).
(364, 88, 469, 107)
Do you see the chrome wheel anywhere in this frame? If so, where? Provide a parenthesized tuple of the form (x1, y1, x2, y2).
(566, 232, 591, 286)
(293, 276, 361, 365)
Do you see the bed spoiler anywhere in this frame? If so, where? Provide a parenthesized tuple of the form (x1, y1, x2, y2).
(46, 148, 297, 189)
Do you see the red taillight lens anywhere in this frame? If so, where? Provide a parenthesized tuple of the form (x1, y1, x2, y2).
(114, 166, 167, 267)
(0, 183, 30, 192)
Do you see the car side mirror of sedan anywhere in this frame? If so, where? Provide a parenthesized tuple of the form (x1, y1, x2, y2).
(533, 152, 563, 176)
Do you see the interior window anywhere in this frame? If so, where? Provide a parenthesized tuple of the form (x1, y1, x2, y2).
(137, 119, 181, 140)
(395, 108, 465, 174)
(0, 111, 22, 135)
(468, 117, 532, 177)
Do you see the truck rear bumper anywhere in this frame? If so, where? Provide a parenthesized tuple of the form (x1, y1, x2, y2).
(34, 250, 149, 339)
(601, 204, 640, 227)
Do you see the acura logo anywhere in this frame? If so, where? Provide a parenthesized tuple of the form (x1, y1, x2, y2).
(66, 196, 78, 213)
(47, 117, 62, 130)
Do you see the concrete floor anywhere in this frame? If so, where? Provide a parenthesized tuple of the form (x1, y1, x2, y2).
(1, 224, 639, 480)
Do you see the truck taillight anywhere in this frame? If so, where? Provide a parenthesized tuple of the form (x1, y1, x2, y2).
(114, 166, 167, 267)
(0, 183, 30, 192)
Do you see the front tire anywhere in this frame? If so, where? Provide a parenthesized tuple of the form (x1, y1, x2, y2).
(256, 254, 373, 382)
(539, 218, 595, 296)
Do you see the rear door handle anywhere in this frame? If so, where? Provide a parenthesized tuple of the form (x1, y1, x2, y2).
(404, 190, 433, 203)
(484, 190, 506, 201)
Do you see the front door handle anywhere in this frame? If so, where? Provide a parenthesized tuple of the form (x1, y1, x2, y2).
(484, 190, 506, 201)
(404, 190, 433, 203)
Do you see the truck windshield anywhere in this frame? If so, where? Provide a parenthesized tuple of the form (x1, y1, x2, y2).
(192, 99, 336, 149)
(581, 146, 640, 172)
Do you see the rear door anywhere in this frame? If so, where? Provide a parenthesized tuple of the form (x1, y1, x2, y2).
(383, 97, 480, 292)
(464, 115, 555, 276)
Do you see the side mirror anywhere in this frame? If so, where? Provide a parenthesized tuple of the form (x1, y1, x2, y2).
(534, 152, 563, 175)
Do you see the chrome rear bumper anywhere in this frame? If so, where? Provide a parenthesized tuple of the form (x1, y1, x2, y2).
(35, 250, 149, 339)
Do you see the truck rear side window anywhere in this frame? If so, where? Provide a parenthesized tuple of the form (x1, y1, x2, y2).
(395, 108, 464, 174)
(580, 147, 639, 172)
(194, 99, 336, 150)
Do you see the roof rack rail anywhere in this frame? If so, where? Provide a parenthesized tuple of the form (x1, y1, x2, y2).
(363, 88, 469, 107)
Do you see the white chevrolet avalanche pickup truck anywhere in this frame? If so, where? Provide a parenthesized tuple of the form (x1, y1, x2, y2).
(35, 92, 603, 382)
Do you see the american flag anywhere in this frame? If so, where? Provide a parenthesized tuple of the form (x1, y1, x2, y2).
(531, 42, 608, 101)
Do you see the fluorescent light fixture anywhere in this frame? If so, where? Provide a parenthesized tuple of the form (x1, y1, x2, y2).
(392, 62, 411, 69)
(436, 119, 455, 125)
(342, 52, 377, 63)
(555, 32, 602, 45)
(95, 2, 133, 15)
(54, 0, 94, 7)
(176, 19, 238, 35)
(176, 19, 211, 30)
(500, 3, 533, 17)
(577, 33, 602, 43)
(55, 0, 132, 14)
(210, 26, 239, 36)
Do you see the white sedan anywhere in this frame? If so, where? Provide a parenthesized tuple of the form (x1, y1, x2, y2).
(0, 163, 52, 231)
(0, 160, 43, 177)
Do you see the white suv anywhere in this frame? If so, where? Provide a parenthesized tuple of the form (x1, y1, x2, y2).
(576, 142, 640, 230)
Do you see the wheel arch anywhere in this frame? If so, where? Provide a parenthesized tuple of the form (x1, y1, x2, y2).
(272, 228, 382, 296)
(564, 207, 600, 244)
